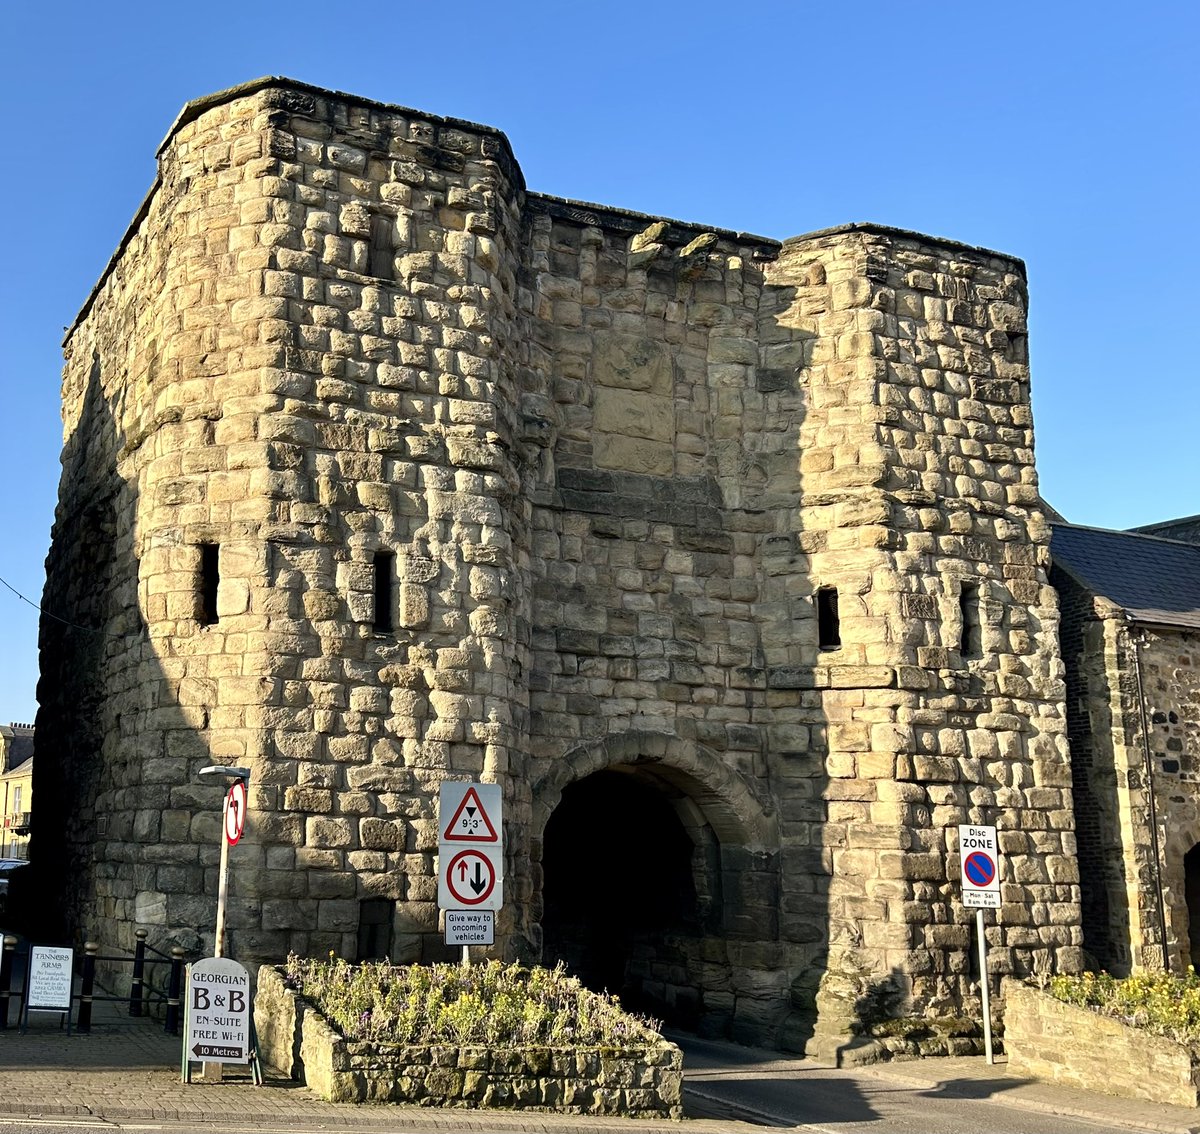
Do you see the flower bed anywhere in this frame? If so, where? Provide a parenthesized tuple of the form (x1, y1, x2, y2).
(1045, 969, 1200, 1044)
(254, 959, 682, 1116)
(1003, 978, 1200, 1107)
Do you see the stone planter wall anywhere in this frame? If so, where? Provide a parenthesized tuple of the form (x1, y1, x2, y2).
(1003, 979, 1199, 1107)
(255, 966, 682, 1116)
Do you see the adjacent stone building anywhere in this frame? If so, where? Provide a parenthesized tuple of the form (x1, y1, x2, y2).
(33, 77, 1082, 1052)
(1051, 523, 1200, 973)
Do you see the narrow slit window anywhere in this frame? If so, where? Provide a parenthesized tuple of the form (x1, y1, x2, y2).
(373, 550, 395, 633)
(368, 213, 394, 281)
(199, 544, 219, 625)
(357, 898, 395, 962)
(817, 586, 841, 650)
(960, 582, 982, 658)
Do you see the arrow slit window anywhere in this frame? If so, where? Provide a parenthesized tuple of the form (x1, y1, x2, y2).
(198, 544, 219, 626)
(373, 551, 394, 633)
(817, 586, 841, 650)
(368, 213, 394, 281)
(960, 582, 981, 659)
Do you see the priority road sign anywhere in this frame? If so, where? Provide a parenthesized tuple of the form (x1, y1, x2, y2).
(438, 846, 503, 910)
(957, 824, 1000, 909)
(440, 782, 501, 844)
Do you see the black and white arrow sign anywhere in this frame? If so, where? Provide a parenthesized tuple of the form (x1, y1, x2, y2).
(438, 846, 502, 910)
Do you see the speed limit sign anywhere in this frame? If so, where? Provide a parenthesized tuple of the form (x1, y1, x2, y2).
(224, 780, 247, 845)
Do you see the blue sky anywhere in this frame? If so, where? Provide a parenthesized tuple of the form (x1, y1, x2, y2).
(1, 2, 1196, 724)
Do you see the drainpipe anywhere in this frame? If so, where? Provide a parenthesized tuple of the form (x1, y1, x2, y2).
(1129, 621, 1171, 972)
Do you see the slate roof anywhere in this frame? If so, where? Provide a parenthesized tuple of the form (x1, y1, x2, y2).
(1051, 523, 1200, 630)
(6, 735, 33, 772)
(1130, 513, 1200, 545)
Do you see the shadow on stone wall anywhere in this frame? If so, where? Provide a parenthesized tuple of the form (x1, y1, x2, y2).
(1051, 564, 1132, 972)
(29, 352, 126, 945)
(29, 350, 226, 962)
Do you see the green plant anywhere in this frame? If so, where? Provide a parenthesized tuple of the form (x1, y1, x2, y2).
(1046, 969, 1200, 1047)
(283, 954, 663, 1047)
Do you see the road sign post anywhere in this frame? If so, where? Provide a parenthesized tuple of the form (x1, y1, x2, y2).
(215, 778, 248, 960)
(957, 824, 1000, 1065)
(197, 765, 251, 1084)
(199, 767, 250, 961)
(438, 782, 503, 963)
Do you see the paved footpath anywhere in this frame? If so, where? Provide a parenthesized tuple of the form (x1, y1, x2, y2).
(0, 1007, 1196, 1134)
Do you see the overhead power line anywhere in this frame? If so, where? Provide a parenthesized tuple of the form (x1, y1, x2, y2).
(0, 573, 102, 634)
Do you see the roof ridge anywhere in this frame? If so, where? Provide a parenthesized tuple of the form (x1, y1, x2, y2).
(1052, 520, 1200, 550)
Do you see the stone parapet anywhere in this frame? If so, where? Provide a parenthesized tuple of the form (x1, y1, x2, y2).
(1003, 979, 1199, 1108)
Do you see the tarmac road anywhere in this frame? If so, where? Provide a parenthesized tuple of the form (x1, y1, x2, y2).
(678, 1035, 1187, 1133)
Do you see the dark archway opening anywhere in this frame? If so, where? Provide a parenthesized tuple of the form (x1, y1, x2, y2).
(541, 768, 722, 1031)
(1185, 844, 1200, 970)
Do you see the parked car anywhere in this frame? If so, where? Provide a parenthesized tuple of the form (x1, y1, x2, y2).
(0, 858, 30, 914)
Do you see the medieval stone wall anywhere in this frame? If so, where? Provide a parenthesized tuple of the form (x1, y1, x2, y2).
(38, 77, 1081, 1050)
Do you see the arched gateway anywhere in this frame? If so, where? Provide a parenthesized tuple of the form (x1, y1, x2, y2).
(531, 733, 779, 1036)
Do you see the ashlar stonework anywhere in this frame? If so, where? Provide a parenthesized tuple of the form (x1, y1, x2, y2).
(34, 77, 1081, 1053)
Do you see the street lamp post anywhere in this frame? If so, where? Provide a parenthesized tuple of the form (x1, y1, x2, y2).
(198, 765, 251, 959)
(196, 765, 250, 1083)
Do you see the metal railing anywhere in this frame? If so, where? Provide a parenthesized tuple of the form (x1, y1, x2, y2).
(0, 930, 189, 1034)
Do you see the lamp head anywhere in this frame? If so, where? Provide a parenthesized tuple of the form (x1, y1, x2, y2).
(199, 765, 251, 781)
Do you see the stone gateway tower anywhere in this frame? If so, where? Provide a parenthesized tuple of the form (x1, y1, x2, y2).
(36, 77, 1081, 1053)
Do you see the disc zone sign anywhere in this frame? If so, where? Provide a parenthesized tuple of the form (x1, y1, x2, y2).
(438, 847, 503, 910)
(957, 824, 1001, 909)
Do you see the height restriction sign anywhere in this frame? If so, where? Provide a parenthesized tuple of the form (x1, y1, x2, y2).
(440, 782, 501, 844)
(957, 824, 1001, 908)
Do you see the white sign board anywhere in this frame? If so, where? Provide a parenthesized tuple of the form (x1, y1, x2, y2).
(439, 782, 502, 845)
(438, 781, 504, 914)
(958, 824, 1001, 909)
(438, 845, 504, 911)
(225, 779, 247, 845)
(445, 909, 495, 946)
(186, 957, 251, 1063)
(27, 946, 73, 1011)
